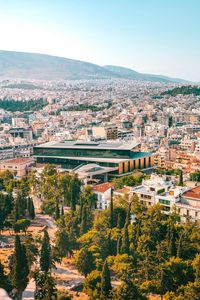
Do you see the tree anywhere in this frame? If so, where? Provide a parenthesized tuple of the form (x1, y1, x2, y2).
(110, 195, 114, 229)
(54, 229, 71, 259)
(34, 270, 57, 300)
(23, 234, 39, 267)
(165, 281, 200, 300)
(100, 260, 112, 299)
(0, 261, 9, 292)
(70, 174, 81, 211)
(80, 204, 88, 235)
(55, 201, 60, 220)
(0, 193, 13, 232)
(168, 220, 176, 257)
(114, 276, 146, 300)
(193, 254, 200, 281)
(75, 247, 95, 277)
(83, 270, 101, 300)
(80, 185, 96, 210)
(61, 205, 64, 216)
(121, 224, 130, 255)
(27, 198, 35, 219)
(11, 235, 29, 300)
(13, 219, 31, 234)
(40, 229, 52, 273)
(161, 257, 194, 293)
(117, 236, 122, 255)
(178, 170, 183, 186)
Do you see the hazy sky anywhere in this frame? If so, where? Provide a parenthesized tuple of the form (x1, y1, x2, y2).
(0, 0, 199, 81)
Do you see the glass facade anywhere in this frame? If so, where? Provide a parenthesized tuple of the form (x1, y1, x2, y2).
(36, 156, 119, 169)
(34, 147, 131, 159)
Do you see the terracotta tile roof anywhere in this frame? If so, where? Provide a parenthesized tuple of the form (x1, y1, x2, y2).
(183, 186, 200, 200)
(1, 158, 34, 164)
(114, 186, 132, 195)
(92, 182, 113, 193)
(192, 186, 200, 193)
(36, 163, 46, 168)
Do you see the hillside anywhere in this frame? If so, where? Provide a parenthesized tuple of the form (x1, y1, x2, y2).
(104, 65, 186, 83)
(161, 85, 200, 96)
(0, 50, 187, 83)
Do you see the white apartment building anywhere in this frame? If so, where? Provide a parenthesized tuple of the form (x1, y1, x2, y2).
(92, 182, 113, 210)
(114, 174, 200, 221)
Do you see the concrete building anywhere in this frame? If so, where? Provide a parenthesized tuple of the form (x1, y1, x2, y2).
(33, 140, 154, 177)
(114, 174, 200, 222)
(89, 125, 118, 140)
(177, 186, 200, 222)
(0, 157, 35, 177)
(92, 182, 113, 209)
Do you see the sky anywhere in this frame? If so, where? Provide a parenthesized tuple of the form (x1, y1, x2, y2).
(0, 0, 199, 81)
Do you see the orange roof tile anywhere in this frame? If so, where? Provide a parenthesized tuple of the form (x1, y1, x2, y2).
(183, 186, 200, 200)
(114, 186, 132, 194)
(92, 182, 113, 193)
(1, 158, 34, 164)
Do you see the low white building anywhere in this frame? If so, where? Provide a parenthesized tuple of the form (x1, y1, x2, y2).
(177, 186, 200, 222)
(92, 182, 113, 210)
(130, 174, 187, 214)
(114, 174, 190, 217)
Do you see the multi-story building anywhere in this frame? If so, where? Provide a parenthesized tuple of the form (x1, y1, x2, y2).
(33, 140, 154, 177)
(88, 125, 118, 140)
(114, 174, 200, 222)
(0, 145, 14, 160)
(177, 186, 200, 222)
(92, 182, 113, 210)
(0, 157, 35, 177)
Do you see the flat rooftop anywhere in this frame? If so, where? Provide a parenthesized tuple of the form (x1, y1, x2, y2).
(34, 140, 140, 151)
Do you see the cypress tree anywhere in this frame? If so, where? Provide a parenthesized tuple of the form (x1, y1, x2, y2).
(100, 260, 112, 299)
(179, 169, 183, 186)
(125, 205, 131, 226)
(117, 213, 123, 229)
(12, 235, 29, 300)
(29, 198, 35, 219)
(107, 231, 114, 256)
(40, 229, 51, 273)
(117, 236, 122, 255)
(27, 197, 31, 214)
(79, 200, 83, 223)
(168, 221, 176, 257)
(121, 224, 130, 255)
(109, 195, 114, 229)
(80, 204, 87, 235)
(34, 270, 57, 300)
(55, 201, 60, 220)
(61, 205, 64, 216)
(0, 261, 8, 291)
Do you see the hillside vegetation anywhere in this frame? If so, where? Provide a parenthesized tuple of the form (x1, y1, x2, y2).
(161, 85, 200, 96)
(0, 98, 48, 112)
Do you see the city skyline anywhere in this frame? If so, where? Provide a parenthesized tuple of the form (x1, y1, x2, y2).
(0, 0, 199, 81)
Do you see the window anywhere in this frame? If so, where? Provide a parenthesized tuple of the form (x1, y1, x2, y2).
(159, 199, 170, 206)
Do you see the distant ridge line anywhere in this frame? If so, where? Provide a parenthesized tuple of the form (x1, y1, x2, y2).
(0, 50, 189, 83)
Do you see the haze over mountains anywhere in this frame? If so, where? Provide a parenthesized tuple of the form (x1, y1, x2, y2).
(0, 50, 187, 83)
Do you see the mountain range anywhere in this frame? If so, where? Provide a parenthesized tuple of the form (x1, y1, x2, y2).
(0, 50, 187, 83)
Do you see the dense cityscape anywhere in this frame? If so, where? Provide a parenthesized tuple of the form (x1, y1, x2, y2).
(0, 77, 200, 300)
(0, 1, 200, 300)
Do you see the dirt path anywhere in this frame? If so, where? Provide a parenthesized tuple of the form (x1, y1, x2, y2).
(23, 214, 84, 299)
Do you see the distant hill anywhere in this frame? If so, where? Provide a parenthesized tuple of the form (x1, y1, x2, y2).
(104, 65, 187, 83)
(161, 85, 200, 96)
(0, 50, 188, 83)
